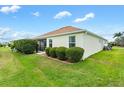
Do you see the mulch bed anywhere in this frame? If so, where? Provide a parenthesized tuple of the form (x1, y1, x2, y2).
(39, 53, 73, 64)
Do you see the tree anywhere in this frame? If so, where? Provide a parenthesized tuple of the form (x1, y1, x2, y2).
(13, 39, 38, 54)
(113, 32, 123, 38)
(113, 32, 124, 46)
(119, 36, 124, 46)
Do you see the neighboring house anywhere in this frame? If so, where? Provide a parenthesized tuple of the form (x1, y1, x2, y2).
(34, 26, 108, 59)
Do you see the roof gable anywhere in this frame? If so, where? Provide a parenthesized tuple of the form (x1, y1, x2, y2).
(34, 26, 107, 41)
(42, 26, 82, 37)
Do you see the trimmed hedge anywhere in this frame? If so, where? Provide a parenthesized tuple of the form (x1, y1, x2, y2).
(56, 47, 67, 60)
(13, 39, 38, 54)
(49, 47, 57, 58)
(45, 46, 84, 63)
(66, 47, 84, 63)
(0, 43, 3, 47)
(45, 47, 51, 56)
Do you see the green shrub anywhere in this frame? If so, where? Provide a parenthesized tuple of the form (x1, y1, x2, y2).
(45, 47, 51, 56)
(8, 42, 15, 50)
(10, 44, 15, 50)
(0, 43, 6, 47)
(0, 43, 3, 47)
(56, 47, 67, 60)
(49, 47, 57, 58)
(66, 47, 84, 63)
(13, 39, 38, 54)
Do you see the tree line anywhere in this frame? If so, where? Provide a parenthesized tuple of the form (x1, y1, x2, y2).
(112, 32, 124, 47)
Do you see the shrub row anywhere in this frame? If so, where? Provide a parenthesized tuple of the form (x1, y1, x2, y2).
(45, 47, 84, 63)
(66, 47, 84, 62)
(13, 39, 38, 54)
(56, 47, 67, 60)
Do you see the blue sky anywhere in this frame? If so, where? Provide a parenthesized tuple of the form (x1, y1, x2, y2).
(0, 5, 124, 42)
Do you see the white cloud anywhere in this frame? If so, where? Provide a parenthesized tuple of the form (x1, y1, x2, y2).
(0, 27, 11, 36)
(74, 12, 95, 23)
(32, 11, 40, 17)
(0, 27, 35, 42)
(0, 5, 21, 14)
(11, 31, 34, 40)
(12, 32, 18, 37)
(54, 11, 72, 19)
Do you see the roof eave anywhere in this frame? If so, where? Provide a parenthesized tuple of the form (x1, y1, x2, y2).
(85, 30, 107, 41)
(35, 29, 85, 39)
(33, 29, 107, 41)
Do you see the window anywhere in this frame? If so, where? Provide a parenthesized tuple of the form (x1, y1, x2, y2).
(69, 36, 75, 47)
(49, 39, 52, 47)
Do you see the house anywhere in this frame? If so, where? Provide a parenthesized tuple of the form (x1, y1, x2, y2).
(34, 26, 108, 59)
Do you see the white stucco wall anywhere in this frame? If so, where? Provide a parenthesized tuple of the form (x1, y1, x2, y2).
(82, 33, 107, 59)
(46, 32, 107, 59)
(46, 32, 84, 48)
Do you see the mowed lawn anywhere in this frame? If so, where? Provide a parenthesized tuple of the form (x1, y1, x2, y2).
(0, 47, 124, 86)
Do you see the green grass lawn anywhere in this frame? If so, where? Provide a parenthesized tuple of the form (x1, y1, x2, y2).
(0, 47, 124, 86)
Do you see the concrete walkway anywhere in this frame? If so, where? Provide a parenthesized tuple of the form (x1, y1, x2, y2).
(36, 51, 73, 64)
(36, 51, 45, 55)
